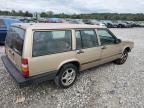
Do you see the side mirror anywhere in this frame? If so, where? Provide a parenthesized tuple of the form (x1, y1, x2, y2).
(115, 39, 121, 44)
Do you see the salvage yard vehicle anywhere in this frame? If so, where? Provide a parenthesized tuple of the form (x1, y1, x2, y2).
(0, 18, 21, 44)
(1, 23, 134, 88)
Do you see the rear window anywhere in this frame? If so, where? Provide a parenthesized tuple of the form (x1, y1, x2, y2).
(33, 30, 72, 57)
(6, 27, 25, 55)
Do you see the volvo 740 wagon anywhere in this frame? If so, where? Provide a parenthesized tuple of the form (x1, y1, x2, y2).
(2, 23, 134, 88)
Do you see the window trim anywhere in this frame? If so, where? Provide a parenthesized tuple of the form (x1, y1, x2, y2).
(32, 30, 73, 57)
(75, 29, 99, 50)
(97, 28, 118, 45)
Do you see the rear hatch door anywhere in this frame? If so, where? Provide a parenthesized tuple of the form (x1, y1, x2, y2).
(5, 26, 25, 72)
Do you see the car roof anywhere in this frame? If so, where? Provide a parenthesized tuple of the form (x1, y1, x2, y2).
(11, 23, 106, 30)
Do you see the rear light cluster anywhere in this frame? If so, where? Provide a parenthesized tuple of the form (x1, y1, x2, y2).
(21, 58, 29, 77)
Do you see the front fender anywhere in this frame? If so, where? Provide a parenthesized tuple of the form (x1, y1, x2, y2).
(121, 41, 134, 52)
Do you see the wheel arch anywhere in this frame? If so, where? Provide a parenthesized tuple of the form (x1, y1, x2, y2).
(57, 59, 81, 72)
(123, 46, 131, 52)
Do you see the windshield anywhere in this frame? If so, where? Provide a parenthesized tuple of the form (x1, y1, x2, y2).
(6, 26, 25, 55)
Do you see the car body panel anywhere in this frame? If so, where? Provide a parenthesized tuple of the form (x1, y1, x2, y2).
(5, 27, 26, 73)
(100, 44, 121, 64)
(120, 41, 134, 52)
(29, 51, 77, 76)
(5, 45, 22, 71)
(76, 47, 101, 70)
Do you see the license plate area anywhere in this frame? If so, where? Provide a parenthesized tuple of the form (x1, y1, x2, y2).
(7, 49, 16, 64)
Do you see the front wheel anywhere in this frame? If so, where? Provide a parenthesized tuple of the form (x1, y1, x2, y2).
(54, 64, 78, 88)
(114, 50, 128, 65)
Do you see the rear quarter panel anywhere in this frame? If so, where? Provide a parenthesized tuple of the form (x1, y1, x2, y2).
(28, 51, 78, 76)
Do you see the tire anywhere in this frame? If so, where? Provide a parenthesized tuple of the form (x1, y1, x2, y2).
(54, 64, 78, 88)
(114, 50, 128, 65)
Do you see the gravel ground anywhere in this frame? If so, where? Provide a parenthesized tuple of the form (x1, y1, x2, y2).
(0, 28, 144, 108)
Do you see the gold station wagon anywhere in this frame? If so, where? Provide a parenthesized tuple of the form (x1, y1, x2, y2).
(2, 23, 134, 88)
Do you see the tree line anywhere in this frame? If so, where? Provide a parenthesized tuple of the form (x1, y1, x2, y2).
(0, 10, 144, 21)
(0, 10, 32, 17)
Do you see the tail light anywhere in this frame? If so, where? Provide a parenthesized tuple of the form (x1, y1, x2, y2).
(21, 58, 29, 77)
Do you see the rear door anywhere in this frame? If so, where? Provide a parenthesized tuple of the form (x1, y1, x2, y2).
(5, 26, 25, 71)
(75, 29, 101, 70)
(97, 29, 121, 63)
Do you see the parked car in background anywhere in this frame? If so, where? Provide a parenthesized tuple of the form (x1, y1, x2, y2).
(19, 18, 37, 23)
(116, 21, 128, 28)
(137, 22, 144, 27)
(82, 19, 106, 27)
(83, 19, 92, 24)
(0, 18, 21, 44)
(66, 20, 80, 24)
(75, 19, 85, 24)
(102, 20, 135, 28)
(47, 18, 63, 23)
(66, 19, 84, 24)
(2, 23, 134, 88)
(128, 21, 143, 27)
(124, 21, 135, 28)
(101, 20, 114, 28)
(90, 20, 106, 27)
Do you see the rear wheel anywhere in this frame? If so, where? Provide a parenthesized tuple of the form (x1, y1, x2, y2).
(114, 50, 128, 65)
(54, 64, 78, 88)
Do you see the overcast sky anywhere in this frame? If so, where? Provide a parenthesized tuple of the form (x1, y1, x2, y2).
(0, 0, 144, 14)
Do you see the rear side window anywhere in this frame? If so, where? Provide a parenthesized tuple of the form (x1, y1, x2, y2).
(6, 27, 25, 55)
(76, 29, 98, 49)
(33, 30, 72, 57)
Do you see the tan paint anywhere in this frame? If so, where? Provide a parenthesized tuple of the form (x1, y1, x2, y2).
(5, 23, 134, 77)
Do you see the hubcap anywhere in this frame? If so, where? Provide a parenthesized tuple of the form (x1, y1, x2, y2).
(121, 51, 128, 63)
(61, 68, 76, 86)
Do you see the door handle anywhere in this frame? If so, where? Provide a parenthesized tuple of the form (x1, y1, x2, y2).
(76, 50, 84, 54)
(101, 46, 107, 50)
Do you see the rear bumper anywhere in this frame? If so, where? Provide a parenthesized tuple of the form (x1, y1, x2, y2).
(1, 56, 57, 87)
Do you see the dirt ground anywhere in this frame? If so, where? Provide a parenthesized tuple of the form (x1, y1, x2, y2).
(0, 28, 144, 108)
